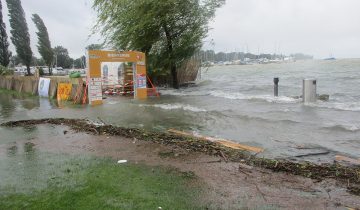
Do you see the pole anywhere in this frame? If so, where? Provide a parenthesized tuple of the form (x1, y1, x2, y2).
(273, 77, 279, 97)
(303, 79, 317, 103)
(54, 55, 57, 76)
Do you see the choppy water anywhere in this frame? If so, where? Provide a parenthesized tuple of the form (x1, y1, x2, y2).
(1, 59, 360, 162)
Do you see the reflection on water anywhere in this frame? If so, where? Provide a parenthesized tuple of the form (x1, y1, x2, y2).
(21, 99, 40, 110)
(24, 142, 36, 154)
(0, 93, 16, 119)
(7, 145, 18, 157)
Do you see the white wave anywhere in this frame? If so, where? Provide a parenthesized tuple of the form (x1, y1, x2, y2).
(159, 89, 189, 96)
(159, 89, 207, 97)
(309, 102, 360, 112)
(209, 90, 301, 104)
(323, 123, 360, 132)
(341, 124, 360, 131)
(140, 103, 207, 112)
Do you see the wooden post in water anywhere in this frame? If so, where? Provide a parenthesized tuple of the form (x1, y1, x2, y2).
(273, 77, 279, 97)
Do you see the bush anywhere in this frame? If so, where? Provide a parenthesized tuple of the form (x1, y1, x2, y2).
(0, 65, 14, 76)
(39, 67, 44, 76)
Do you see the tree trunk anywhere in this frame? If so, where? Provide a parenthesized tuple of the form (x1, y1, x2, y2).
(171, 62, 179, 89)
(26, 65, 31, 76)
(49, 65, 52, 75)
(163, 23, 179, 89)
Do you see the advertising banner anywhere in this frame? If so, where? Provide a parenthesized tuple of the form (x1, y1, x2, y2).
(136, 74, 147, 89)
(57, 83, 72, 101)
(38, 78, 50, 97)
(88, 78, 102, 103)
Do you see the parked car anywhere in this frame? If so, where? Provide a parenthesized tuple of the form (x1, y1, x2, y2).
(55, 67, 67, 75)
(14, 66, 27, 75)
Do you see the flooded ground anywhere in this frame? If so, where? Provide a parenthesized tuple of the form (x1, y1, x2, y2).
(1, 59, 360, 162)
(1, 125, 359, 209)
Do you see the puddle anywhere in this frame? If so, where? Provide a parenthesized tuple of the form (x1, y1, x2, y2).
(0, 151, 94, 195)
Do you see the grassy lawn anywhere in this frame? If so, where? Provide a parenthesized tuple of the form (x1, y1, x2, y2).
(0, 155, 204, 210)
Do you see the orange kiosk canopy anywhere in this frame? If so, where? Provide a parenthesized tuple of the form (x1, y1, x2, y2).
(87, 50, 148, 105)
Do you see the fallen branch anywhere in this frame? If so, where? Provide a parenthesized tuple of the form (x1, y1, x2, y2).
(294, 151, 330, 158)
(90, 128, 99, 135)
(168, 129, 264, 153)
(254, 183, 267, 202)
(238, 163, 253, 171)
(220, 151, 228, 162)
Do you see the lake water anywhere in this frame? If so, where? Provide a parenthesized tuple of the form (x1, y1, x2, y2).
(1, 59, 360, 162)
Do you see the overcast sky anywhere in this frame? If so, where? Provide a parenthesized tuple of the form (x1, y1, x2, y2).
(3, 0, 360, 59)
(3, 0, 99, 59)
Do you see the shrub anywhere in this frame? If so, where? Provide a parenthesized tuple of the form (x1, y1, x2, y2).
(0, 65, 14, 76)
(39, 67, 44, 76)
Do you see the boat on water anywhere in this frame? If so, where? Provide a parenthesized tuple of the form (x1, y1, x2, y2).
(324, 54, 336, 60)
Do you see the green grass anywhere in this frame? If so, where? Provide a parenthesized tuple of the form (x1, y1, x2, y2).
(0, 88, 36, 98)
(0, 157, 204, 210)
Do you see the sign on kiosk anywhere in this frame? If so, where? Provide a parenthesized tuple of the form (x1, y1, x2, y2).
(88, 78, 102, 101)
(136, 74, 146, 89)
(87, 50, 148, 105)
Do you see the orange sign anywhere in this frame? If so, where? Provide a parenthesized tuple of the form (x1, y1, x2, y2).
(57, 83, 72, 101)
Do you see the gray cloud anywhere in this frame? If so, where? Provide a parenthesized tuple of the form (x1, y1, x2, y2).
(2, 0, 360, 59)
(207, 0, 360, 58)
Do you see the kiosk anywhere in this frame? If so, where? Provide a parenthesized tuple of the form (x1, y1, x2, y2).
(87, 50, 148, 105)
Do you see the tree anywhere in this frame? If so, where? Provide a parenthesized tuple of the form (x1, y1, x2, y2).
(31, 56, 45, 66)
(32, 14, 54, 74)
(9, 55, 20, 67)
(0, 0, 11, 67)
(6, 0, 32, 75)
(86, 44, 103, 50)
(93, 0, 224, 88)
(53, 46, 73, 68)
(73, 55, 86, 69)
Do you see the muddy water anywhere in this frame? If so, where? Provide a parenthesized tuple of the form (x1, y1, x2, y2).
(1, 59, 360, 162)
